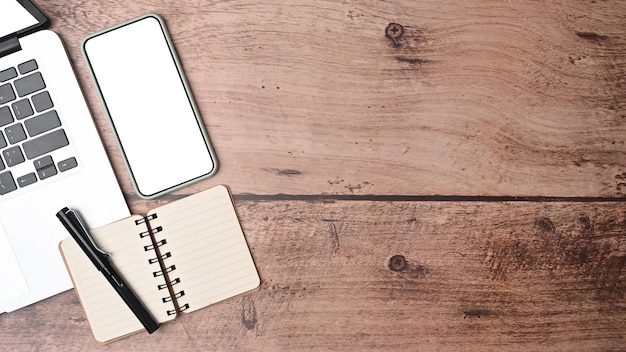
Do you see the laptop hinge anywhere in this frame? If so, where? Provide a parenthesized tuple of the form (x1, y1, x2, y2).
(0, 36, 22, 58)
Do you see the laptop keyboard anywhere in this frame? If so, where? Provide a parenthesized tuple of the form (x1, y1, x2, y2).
(0, 59, 77, 195)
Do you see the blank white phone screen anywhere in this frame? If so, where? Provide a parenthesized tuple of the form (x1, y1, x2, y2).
(84, 16, 215, 198)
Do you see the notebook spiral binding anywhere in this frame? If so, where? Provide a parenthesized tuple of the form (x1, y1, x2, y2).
(162, 290, 185, 303)
(158, 277, 180, 290)
(148, 251, 171, 264)
(138, 216, 188, 316)
(152, 264, 176, 277)
(143, 239, 166, 251)
(168, 303, 189, 316)
(139, 226, 162, 238)
(135, 213, 157, 225)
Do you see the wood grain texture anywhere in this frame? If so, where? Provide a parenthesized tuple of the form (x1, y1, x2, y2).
(1, 200, 625, 350)
(35, 0, 626, 197)
(2, 1, 625, 351)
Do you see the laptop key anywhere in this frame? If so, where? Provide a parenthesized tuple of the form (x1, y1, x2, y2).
(0, 171, 17, 195)
(34, 155, 54, 170)
(14, 72, 45, 97)
(12, 99, 34, 119)
(37, 165, 57, 180)
(17, 173, 37, 188)
(0, 67, 17, 82)
(34, 155, 57, 180)
(18, 60, 38, 75)
(58, 157, 78, 172)
(5, 123, 27, 144)
(25, 110, 61, 137)
(3, 146, 25, 167)
(0, 83, 16, 104)
(23, 129, 69, 159)
(0, 132, 6, 149)
(32, 91, 53, 112)
(0, 106, 13, 126)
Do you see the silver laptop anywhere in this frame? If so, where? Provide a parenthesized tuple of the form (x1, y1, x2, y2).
(0, 0, 129, 313)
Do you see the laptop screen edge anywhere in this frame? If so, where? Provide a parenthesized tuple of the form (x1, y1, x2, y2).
(0, 0, 50, 44)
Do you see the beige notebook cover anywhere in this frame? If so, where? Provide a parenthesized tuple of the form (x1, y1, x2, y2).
(59, 185, 260, 344)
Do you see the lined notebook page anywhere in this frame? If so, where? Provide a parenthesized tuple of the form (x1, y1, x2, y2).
(60, 216, 176, 343)
(149, 185, 260, 313)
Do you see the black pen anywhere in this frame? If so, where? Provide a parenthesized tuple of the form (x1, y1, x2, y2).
(56, 208, 159, 334)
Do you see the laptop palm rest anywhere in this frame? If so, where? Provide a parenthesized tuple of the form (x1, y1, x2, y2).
(0, 219, 29, 306)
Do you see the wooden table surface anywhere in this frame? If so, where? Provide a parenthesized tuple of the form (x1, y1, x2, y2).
(2, 0, 626, 350)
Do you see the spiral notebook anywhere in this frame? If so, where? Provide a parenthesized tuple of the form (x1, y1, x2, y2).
(59, 185, 260, 344)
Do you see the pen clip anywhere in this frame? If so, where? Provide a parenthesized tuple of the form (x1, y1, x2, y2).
(67, 209, 110, 257)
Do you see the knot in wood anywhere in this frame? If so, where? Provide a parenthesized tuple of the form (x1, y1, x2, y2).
(386, 23, 404, 39)
(385, 23, 404, 46)
(389, 254, 407, 271)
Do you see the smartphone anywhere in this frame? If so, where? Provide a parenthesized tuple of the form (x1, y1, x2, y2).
(83, 14, 217, 199)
